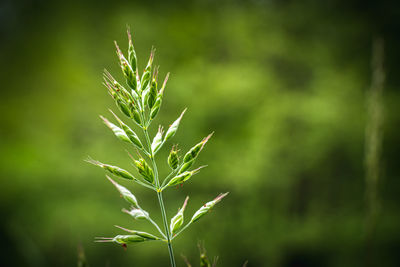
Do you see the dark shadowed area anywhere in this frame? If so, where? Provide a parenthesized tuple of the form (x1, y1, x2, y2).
(1, 0, 400, 266)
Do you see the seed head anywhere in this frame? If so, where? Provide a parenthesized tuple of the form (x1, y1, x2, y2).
(149, 73, 169, 120)
(179, 133, 213, 174)
(147, 69, 158, 109)
(131, 109, 142, 125)
(114, 225, 160, 240)
(106, 175, 139, 208)
(115, 98, 132, 118)
(100, 115, 132, 144)
(167, 166, 205, 187)
(140, 47, 155, 91)
(190, 193, 229, 223)
(127, 27, 137, 71)
(103, 69, 133, 103)
(168, 145, 180, 170)
(151, 126, 164, 154)
(133, 157, 154, 184)
(183, 133, 213, 163)
(170, 196, 189, 234)
(115, 41, 137, 90)
(122, 208, 148, 220)
(165, 108, 187, 142)
(86, 158, 136, 181)
(95, 235, 146, 244)
(109, 109, 143, 149)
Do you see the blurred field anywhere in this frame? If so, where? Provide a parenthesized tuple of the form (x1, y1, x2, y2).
(1, 0, 400, 266)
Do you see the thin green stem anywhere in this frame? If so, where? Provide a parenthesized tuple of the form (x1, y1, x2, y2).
(132, 179, 157, 191)
(137, 146, 151, 158)
(157, 191, 176, 267)
(161, 171, 175, 188)
(142, 126, 176, 267)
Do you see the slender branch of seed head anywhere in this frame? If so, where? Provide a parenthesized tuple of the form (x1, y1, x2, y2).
(121, 208, 165, 238)
(145, 217, 167, 239)
(171, 222, 192, 240)
(133, 179, 157, 191)
(160, 162, 185, 188)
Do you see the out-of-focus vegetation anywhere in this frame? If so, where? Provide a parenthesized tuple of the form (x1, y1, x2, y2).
(1, 0, 400, 266)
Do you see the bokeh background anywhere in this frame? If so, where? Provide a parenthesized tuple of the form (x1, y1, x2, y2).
(1, 0, 400, 266)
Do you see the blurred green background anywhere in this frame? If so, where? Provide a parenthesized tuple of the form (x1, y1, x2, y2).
(1, 0, 400, 266)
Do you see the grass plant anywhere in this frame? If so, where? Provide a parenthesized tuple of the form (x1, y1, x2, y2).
(87, 28, 228, 267)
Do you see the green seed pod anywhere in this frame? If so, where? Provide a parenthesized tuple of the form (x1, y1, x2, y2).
(141, 86, 150, 108)
(151, 126, 164, 154)
(150, 100, 161, 120)
(127, 28, 137, 72)
(167, 166, 204, 187)
(149, 73, 169, 120)
(168, 145, 179, 169)
(159, 72, 169, 96)
(115, 98, 132, 118)
(141, 71, 151, 91)
(114, 225, 160, 240)
(167, 172, 191, 187)
(148, 81, 157, 108)
(178, 161, 193, 174)
(87, 158, 136, 181)
(190, 193, 228, 223)
(130, 88, 140, 102)
(103, 70, 134, 104)
(183, 133, 213, 163)
(140, 48, 155, 91)
(142, 66, 158, 108)
(131, 109, 142, 125)
(122, 208, 148, 220)
(170, 196, 189, 234)
(115, 81, 134, 103)
(165, 109, 187, 142)
(125, 69, 137, 92)
(100, 116, 131, 144)
(178, 133, 213, 174)
(95, 235, 146, 245)
(104, 70, 133, 103)
(103, 165, 134, 180)
(106, 176, 139, 208)
(115, 41, 137, 91)
(116, 235, 146, 243)
(134, 158, 154, 184)
(147, 69, 158, 108)
(109, 110, 143, 149)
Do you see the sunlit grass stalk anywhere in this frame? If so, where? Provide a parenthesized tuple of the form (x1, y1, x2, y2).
(88, 28, 228, 267)
(143, 126, 176, 266)
(364, 37, 385, 265)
